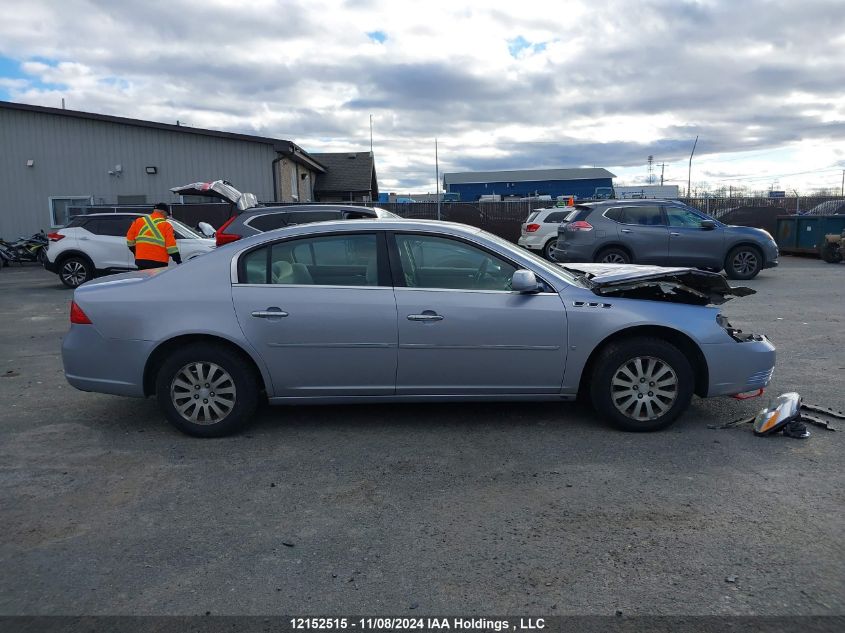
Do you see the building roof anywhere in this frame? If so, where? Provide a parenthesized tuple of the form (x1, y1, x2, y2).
(0, 100, 325, 172)
(444, 167, 616, 185)
(311, 152, 378, 195)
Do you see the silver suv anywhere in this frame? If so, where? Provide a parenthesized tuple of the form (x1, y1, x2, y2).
(550, 200, 779, 280)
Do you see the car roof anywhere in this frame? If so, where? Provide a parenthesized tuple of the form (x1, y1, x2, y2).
(76, 212, 144, 218)
(238, 205, 380, 216)
(586, 199, 683, 206)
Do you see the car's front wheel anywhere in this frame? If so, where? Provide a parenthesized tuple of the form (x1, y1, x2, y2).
(155, 343, 259, 437)
(725, 245, 762, 280)
(590, 337, 694, 432)
(59, 256, 93, 288)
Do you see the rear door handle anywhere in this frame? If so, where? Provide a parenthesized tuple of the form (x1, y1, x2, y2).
(252, 309, 289, 319)
(407, 313, 444, 322)
(620, 228, 633, 233)
(669, 232, 680, 236)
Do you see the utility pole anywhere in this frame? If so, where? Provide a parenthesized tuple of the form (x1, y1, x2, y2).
(660, 163, 665, 186)
(435, 138, 441, 221)
(841, 169, 844, 197)
(369, 114, 373, 155)
(647, 155, 654, 184)
(687, 136, 698, 199)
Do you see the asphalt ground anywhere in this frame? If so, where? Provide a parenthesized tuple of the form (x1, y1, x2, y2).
(0, 258, 843, 616)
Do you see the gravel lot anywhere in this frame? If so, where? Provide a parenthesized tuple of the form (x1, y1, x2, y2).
(0, 258, 843, 616)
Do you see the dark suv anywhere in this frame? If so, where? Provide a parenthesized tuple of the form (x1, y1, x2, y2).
(550, 199, 779, 280)
(215, 204, 398, 246)
(170, 180, 397, 247)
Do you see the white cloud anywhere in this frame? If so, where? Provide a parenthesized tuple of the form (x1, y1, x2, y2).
(0, 0, 844, 193)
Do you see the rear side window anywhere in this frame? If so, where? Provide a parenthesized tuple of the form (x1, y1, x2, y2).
(248, 213, 289, 232)
(604, 208, 625, 223)
(621, 206, 664, 226)
(543, 211, 567, 223)
(525, 212, 540, 223)
(566, 207, 593, 222)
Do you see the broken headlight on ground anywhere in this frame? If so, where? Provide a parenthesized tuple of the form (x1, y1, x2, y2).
(753, 392, 808, 438)
(717, 313, 767, 342)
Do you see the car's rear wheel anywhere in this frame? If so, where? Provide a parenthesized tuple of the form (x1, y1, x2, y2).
(59, 256, 93, 288)
(155, 343, 259, 437)
(820, 241, 842, 263)
(725, 245, 762, 279)
(595, 247, 631, 264)
(543, 238, 558, 260)
(590, 337, 693, 432)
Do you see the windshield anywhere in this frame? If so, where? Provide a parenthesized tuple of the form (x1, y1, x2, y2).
(478, 229, 584, 285)
(170, 219, 204, 239)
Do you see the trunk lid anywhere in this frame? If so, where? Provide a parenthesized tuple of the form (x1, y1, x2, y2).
(560, 263, 755, 305)
(170, 180, 259, 211)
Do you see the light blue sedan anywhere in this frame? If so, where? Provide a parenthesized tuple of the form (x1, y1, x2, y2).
(62, 219, 775, 437)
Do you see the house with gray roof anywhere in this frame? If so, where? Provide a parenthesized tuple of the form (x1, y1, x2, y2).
(311, 152, 379, 203)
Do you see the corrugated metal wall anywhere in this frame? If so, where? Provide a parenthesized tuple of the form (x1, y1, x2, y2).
(0, 107, 278, 237)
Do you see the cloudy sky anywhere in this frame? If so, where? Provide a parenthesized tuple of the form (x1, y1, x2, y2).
(1, 0, 844, 195)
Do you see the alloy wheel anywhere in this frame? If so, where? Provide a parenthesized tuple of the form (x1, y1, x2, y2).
(732, 251, 758, 276)
(611, 356, 678, 421)
(61, 261, 88, 287)
(170, 362, 237, 425)
(602, 252, 627, 264)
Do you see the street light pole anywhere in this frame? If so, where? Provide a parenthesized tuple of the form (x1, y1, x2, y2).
(687, 135, 698, 198)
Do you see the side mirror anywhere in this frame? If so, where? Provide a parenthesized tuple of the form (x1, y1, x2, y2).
(512, 269, 540, 293)
(197, 221, 216, 238)
(700, 220, 716, 230)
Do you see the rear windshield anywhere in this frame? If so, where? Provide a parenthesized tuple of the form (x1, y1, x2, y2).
(564, 207, 593, 222)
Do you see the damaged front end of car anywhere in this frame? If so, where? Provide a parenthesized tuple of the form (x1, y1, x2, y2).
(561, 263, 755, 306)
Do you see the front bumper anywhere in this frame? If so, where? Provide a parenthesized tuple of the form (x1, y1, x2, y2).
(62, 324, 154, 397)
(702, 336, 776, 397)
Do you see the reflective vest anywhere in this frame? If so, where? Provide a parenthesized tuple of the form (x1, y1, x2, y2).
(126, 212, 179, 263)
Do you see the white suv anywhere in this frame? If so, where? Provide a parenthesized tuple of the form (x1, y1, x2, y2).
(517, 207, 573, 260)
(45, 213, 215, 287)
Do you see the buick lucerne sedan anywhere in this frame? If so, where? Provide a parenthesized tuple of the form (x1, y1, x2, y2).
(62, 219, 775, 437)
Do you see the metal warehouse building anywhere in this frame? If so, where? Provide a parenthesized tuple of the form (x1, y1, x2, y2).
(444, 167, 615, 201)
(0, 101, 353, 237)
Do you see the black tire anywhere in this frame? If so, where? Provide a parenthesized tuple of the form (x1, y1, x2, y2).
(590, 337, 694, 432)
(595, 247, 631, 264)
(724, 245, 762, 280)
(543, 238, 558, 260)
(820, 242, 842, 264)
(155, 343, 259, 437)
(58, 256, 94, 288)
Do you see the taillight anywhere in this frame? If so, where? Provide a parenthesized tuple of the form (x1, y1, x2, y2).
(566, 220, 593, 231)
(525, 223, 541, 232)
(70, 301, 92, 324)
(215, 216, 241, 246)
(47, 232, 65, 241)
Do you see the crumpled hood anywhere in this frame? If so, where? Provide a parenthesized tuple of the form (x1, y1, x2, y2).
(560, 263, 755, 306)
(170, 180, 259, 211)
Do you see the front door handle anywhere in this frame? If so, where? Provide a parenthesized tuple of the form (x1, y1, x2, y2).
(620, 228, 633, 233)
(407, 313, 444, 322)
(669, 232, 680, 236)
(252, 308, 289, 319)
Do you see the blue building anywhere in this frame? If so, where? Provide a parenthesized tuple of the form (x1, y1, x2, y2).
(444, 167, 615, 201)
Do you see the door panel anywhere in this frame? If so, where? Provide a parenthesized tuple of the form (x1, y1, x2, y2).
(664, 206, 724, 267)
(615, 206, 668, 264)
(233, 286, 398, 396)
(395, 289, 567, 394)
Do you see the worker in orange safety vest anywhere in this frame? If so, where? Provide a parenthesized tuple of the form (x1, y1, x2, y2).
(125, 203, 182, 270)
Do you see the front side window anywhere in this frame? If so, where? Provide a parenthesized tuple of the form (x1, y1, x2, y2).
(240, 233, 380, 286)
(94, 216, 135, 236)
(665, 206, 706, 227)
(286, 211, 341, 225)
(395, 234, 517, 291)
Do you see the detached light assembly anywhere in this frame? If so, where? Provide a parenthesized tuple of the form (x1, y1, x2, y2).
(753, 392, 809, 438)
